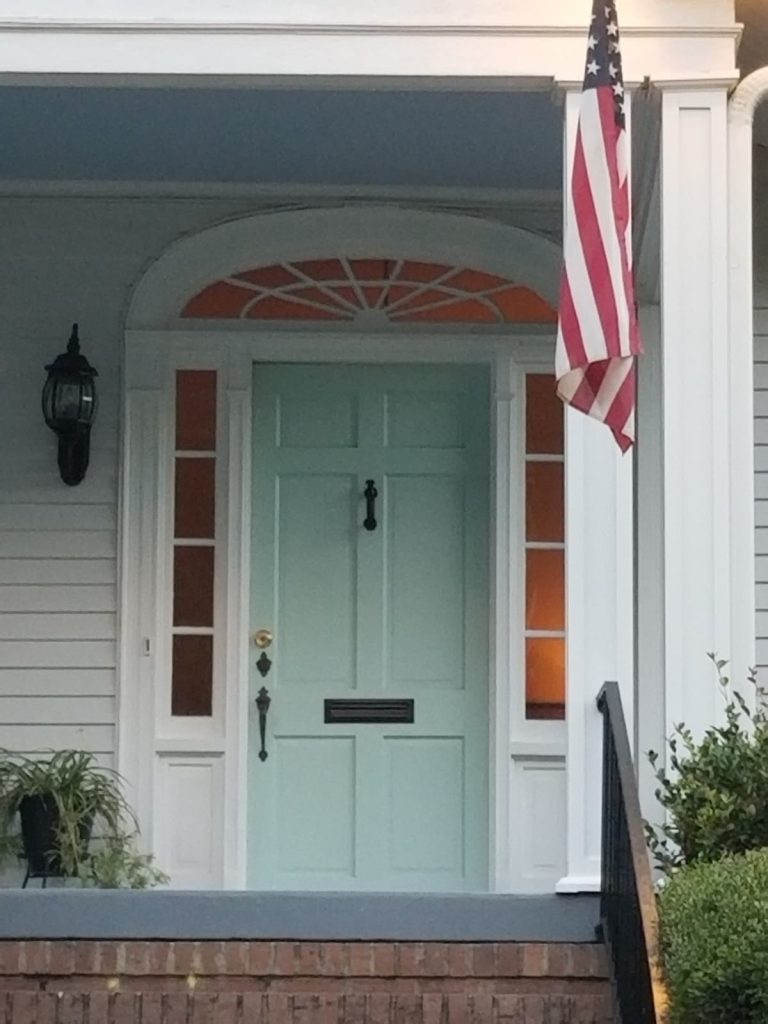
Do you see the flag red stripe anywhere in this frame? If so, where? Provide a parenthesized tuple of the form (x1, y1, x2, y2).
(596, 88, 641, 356)
(607, 363, 635, 432)
(572, 128, 622, 359)
(558, 275, 588, 371)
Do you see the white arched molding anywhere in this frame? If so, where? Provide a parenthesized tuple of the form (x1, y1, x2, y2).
(728, 69, 768, 688)
(126, 206, 561, 328)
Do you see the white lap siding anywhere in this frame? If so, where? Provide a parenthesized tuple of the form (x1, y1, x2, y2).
(756, 306, 768, 674)
(0, 196, 262, 777)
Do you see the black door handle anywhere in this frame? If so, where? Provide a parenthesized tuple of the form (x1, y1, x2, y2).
(363, 479, 378, 531)
(256, 686, 271, 762)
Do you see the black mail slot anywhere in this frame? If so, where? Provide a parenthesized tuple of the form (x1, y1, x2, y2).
(324, 699, 414, 724)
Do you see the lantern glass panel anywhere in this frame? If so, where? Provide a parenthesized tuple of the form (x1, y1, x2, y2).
(55, 380, 83, 421)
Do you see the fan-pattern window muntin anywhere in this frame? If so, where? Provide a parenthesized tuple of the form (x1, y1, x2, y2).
(524, 373, 566, 721)
(182, 259, 557, 325)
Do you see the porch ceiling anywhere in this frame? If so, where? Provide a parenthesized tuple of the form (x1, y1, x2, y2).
(0, 87, 562, 192)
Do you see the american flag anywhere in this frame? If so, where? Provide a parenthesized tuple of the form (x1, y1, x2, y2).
(555, 0, 642, 452)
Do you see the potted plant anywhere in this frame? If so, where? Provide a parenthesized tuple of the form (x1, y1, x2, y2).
(0, 750, 167, 888)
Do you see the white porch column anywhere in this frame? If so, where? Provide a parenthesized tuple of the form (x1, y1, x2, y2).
(557, 90, 635, 894)
(659, 90, 735, 735)
(728, 71, 767, 689)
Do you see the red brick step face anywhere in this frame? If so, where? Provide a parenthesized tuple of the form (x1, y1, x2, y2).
(0, 941, 615, 1023)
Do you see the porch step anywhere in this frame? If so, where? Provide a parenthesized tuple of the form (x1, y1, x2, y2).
(0, 940, 615, 1022)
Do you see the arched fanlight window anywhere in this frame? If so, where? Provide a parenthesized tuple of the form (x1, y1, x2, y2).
(181, 259, 557, 325)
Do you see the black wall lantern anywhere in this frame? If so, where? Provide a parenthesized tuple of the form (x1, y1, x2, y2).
(41, 324, 98, 486)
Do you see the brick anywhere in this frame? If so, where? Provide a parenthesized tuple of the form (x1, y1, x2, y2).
(470, 946, 496, 979)
(163, 993, 192, 1024)
(543, 943, 570, 977)
(171, 942, 204, 977)
(267, 993, 294, 1024)
(190, 993, 218, 1024)
(294, 943, 323, 976)
(34, 991, 60, 1024)
(422, 993, 444, 1024)
(346, 944, 374, 977)
(85, 992, 109, 1022)
(570, 945, 609, 979)
(19, 941, 51, 976)
(146, 943, 174, 976)
(392, 994, 421, 1024)
(8, 991, 37, 1022)
(212, 992, 241, 1023)
(0, 946, 20, 976)
(371, 944, 396, 978)
(109, 992, 138, 1024)
(57, 992, 87, 1023)
(291, 993, 319, 1024)
(420, 945, 451, 978)
(520, 945, 548, 978)
(220, 943, 250, 976)
(318, 944, 346, 978)
(193, 943, 224, 977)
(95, 942, 119, 975)
(247, 942, 274, 975)
(272, 944, 297, 976)
(241, 992, 265, 1022)
(494, 946, 522, 978)
(342, 993, 367, 1024)
(70, 942, 97, 976)
(395, 945, 424, 978)
(368, 992, 393, 1024)
(519, 995, 544, 1024)
(139, 992, 164, 1024)
(468, 994, 493, 1024)
(317, 994, 342, 1024)
(494, 995, 524, 1023)
(120, 942, 151, 976)
(445, 946, 470, 979)
(446, 994, 469, 1024)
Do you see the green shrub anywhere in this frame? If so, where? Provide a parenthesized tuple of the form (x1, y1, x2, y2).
(646, 657, 768, 873)
(659, 849, 768, 1023)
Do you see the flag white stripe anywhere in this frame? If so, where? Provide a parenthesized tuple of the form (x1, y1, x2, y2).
(556, 194, 605, 377)
(578, 93, 632, 356)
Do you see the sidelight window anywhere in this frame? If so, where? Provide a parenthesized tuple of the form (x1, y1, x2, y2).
(524, 373, 566, 720)
(170, 370, 218, 716)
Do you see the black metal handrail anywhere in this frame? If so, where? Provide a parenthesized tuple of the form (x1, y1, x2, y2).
(597, 681, 667, 1023)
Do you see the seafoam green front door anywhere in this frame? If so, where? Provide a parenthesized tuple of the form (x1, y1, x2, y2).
(248, 363, 489, 891)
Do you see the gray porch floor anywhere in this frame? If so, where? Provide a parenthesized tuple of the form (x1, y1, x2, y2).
(0, 891, 599, 942)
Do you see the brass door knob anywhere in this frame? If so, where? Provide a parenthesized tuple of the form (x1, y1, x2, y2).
(253, 629, 273, 649)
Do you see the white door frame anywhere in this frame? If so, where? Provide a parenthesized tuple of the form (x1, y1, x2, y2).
(120, 325, 569, 890)
(118, 205, 603, 891)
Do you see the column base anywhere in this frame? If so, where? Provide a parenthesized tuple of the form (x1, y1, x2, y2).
(555, 875, 600, 894)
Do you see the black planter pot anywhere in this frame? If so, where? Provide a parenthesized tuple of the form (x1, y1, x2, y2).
(19, 794, 92, 879)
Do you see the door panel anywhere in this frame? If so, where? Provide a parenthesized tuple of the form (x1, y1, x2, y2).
(386, 737, 465, 875)
(275, 737, 356, 877)
(385, 390, 465, 449)
(386, 474, 464, 687)
(277, 474, 357, 687)
(249, 363, 489, 891)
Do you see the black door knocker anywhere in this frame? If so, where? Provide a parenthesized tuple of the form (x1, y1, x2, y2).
(363, 479, 378, 531)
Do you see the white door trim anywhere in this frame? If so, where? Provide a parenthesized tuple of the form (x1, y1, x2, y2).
(120, 326, 566, 890)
